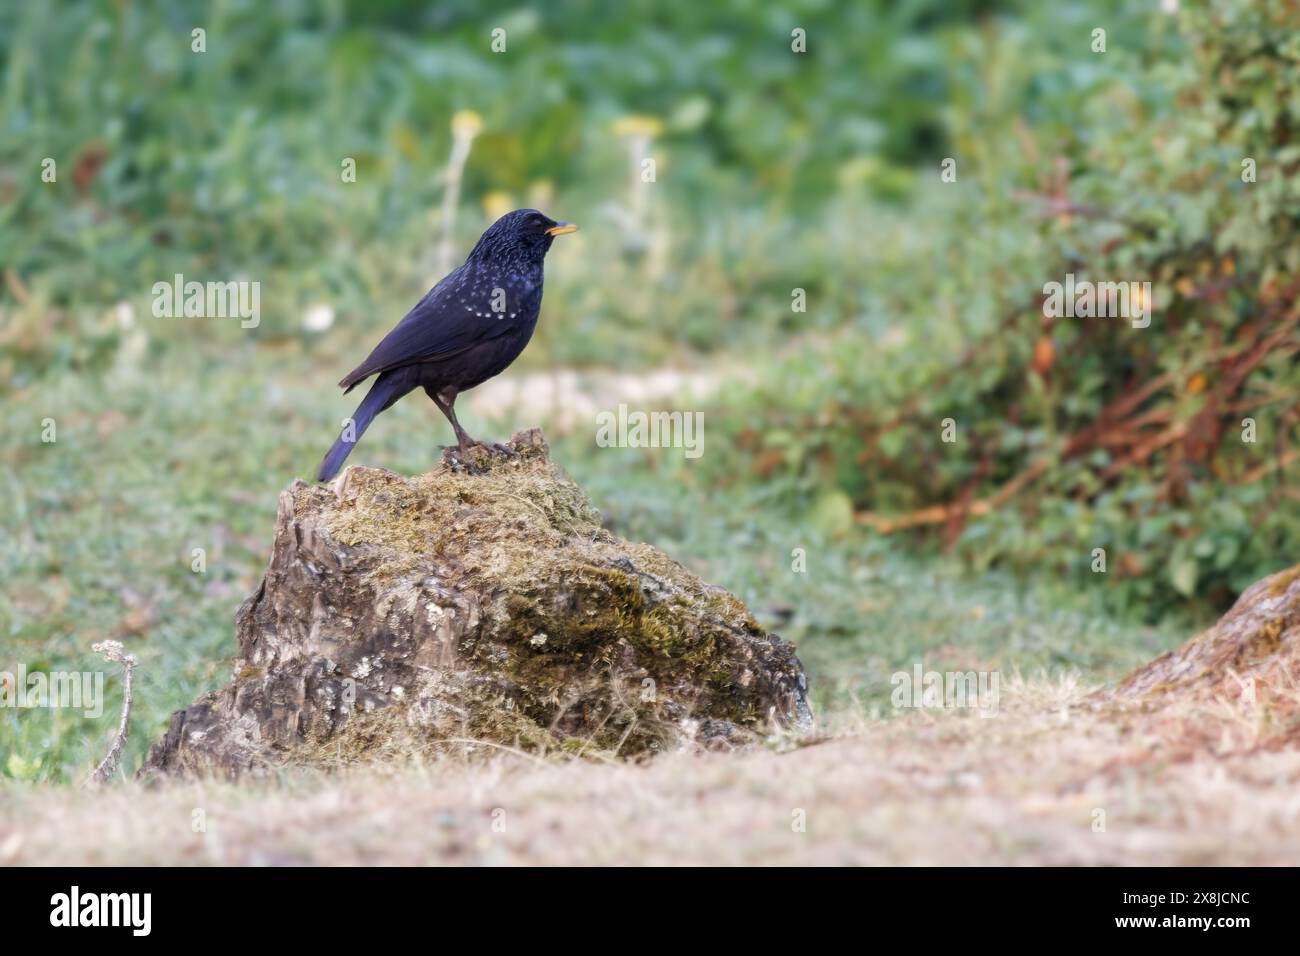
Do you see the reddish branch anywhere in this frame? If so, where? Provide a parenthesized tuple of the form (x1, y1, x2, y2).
(854, 281, 1300, 535)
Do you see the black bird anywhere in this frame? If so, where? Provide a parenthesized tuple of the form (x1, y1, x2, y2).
(316, 209, 577, 481)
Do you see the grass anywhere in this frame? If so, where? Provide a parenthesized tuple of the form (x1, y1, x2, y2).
(7, 674, 1298, 866)
(1, 338, 1187, 784)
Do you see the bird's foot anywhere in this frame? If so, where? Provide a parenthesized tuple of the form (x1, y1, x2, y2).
(440, 435, 516, 473)
(451, 431, 479, 457)
(458, 436, 515, 457)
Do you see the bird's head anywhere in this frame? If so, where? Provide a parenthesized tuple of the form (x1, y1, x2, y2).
(467, 208, 578, 266)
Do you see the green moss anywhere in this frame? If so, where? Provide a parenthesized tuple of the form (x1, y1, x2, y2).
(1267, 564, 1300, 597)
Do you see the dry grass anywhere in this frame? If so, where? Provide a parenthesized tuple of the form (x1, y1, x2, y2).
(5, 673, 1300, 865)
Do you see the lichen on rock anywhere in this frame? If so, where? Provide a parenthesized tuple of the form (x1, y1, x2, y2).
(1105, 561, 1300, 751)
(141, 428, 812, 779)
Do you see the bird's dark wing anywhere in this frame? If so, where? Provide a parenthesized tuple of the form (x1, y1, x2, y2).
(338, 266, 517, 391)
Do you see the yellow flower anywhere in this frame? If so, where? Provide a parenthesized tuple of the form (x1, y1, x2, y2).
(482, 190, 514, 221)
(612, 115, 664, 139)
(451, 110, 484, 140)
(527, 179, 555, 209)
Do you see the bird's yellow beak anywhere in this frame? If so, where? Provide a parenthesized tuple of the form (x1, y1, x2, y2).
(545, 222, 578, 236)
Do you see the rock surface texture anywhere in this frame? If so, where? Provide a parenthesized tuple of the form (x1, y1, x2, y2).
(1109, 562, 1300, 749)
(1116, 563, 1300, 700)
(142, 429, 811, 778)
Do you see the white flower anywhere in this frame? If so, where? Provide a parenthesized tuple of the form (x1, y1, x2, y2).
(303, 303, 335, 332)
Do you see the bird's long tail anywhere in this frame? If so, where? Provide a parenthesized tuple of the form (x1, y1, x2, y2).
(316, 369, 416, 481)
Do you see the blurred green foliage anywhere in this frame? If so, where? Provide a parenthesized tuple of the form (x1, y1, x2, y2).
(702, 0, 1300, 618)
(0, 0, 1146, 365)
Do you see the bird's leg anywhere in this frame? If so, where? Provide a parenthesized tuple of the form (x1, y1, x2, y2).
(426, 387, 515, 458)
(426, 387, 477, 456)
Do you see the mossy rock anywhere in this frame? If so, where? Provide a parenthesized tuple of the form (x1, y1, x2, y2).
(141, 429, 811, 779)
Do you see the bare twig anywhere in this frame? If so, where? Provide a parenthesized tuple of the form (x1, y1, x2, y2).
(856, 459, 1050, 533)
(88, 640, 137, 786)
(1239, 447, 1300, 484)
(1011, 190, 1157, 237)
